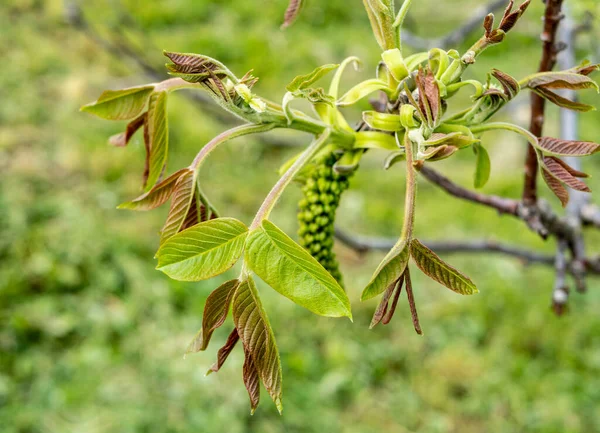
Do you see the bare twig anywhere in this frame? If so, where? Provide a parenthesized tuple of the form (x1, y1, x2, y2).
(522, 0, 565, 204)
(402, 0, 508, 50)
(419, 165, 519, 215)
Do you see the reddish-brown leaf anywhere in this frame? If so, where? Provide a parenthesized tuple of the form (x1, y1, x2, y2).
(499, 0, 530, 33)
(382, 275, 405, 325)
(527, 72, 598, 91)
(542, 167, 569, 207)
(109, 113, 146, 147)
(118, 168, 188, 211)
(538, 137, 600, 156)
(483, 13, 494, 37)
(543, 157, 590, 193)
(281, 0, 304, 29)
(533, 88, 595, 112)
(160, 169, 196, 244)
(243, 347, 261, 414)
(207, 328, 240, 375)
(491, 69, 519, 100)
(544, 156, 589, 178)
(416, 69, 441, 126)
(186, 280, 239, 354)
(404, 269, 422, 335)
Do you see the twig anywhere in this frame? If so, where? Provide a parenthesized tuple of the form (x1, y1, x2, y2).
(558, 7, 587, 294)
(401, 0, 508, 50)
(419, 165, 519, 215)
(522, 0, 565, 204)
(335, 227, 554, 265)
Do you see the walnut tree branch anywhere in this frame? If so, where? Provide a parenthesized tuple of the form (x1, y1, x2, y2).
(522, 0, 565, 205)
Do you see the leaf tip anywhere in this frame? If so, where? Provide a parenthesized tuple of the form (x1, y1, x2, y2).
(275, 398, 283, 415)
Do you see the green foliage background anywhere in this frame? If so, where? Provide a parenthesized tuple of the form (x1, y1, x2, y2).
(1, 0, 600, 432)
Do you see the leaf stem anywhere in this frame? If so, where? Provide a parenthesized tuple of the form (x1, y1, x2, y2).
(250, 129, 332, 229)
(470, 122, 538, 148)
(393, 0, 414, 53)
(400, 131, 418, 242)
(191, 123, 277, 170)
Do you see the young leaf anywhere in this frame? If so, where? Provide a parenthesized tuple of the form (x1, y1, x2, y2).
(421, 145, 458, 162)
(81, 85, 155, 120)
(542, 167, 569, 207)
(156, 218, 249, 282)
(354, 131, 399, 151)
(206, 328, 239, 375)
(410, 239, 478, 295)
(361, 240, 410, 301)
(281, 0, 304, 28)
(233, 276, 283, 413)
(370, 274, 404, 328)
(537, 137, 600, 157)
(244, 220, 352, 319)
(542, 156, 590, 193)
(337, 79, 390, 107)
(362, 0, 397, 51)
(491, 69, 519, 100)
(145, 91, 169, 189)
(242, 347, 261, 414)
(109, 113, 146, 147)
(286, 64, 339, 93)
(186, 279, 240, 354)
(473, 143, 491, 189)
(404, 268, 422, 335)
(362, 111, 403, 132)
(522, 71, 599, 92)
(383, 151, 406, 170)
(533, 87, 595, 112)
(118, 168, 188, 211)
(160, 169, 196, 244)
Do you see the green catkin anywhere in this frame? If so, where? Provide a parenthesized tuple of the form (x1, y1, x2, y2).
(298, 152, 352, 284)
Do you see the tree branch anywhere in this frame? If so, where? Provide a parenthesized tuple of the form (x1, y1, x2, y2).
(401, 0, 507, 50)
(522, 0, 565, 204)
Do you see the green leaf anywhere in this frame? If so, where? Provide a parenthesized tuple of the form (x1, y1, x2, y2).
(81, 85, 155, 120)
(145, 91, 169, 189)
(156, 218, 249, 281)
(186, 279, 239, 354)
(286, 64, 339, 93)
(410, 239, 478, 295)
(361, 239, 410, 301)
(118, 168, 188, 211)
(383, 151, 406, 170)
(337, 79, 390, 107)
(354, 131, 399, 151)
(473, 143, 491, 189)
(382, 48, 408, 81)
(233, 276, 283, 413)
(362, 0, 397, 51)
(245, 220, 352, 318)
(362, 111, 403, 132)
(159, 169, 196, 244)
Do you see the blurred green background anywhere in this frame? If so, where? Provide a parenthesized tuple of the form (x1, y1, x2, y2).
(2, 1, 600, 432)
